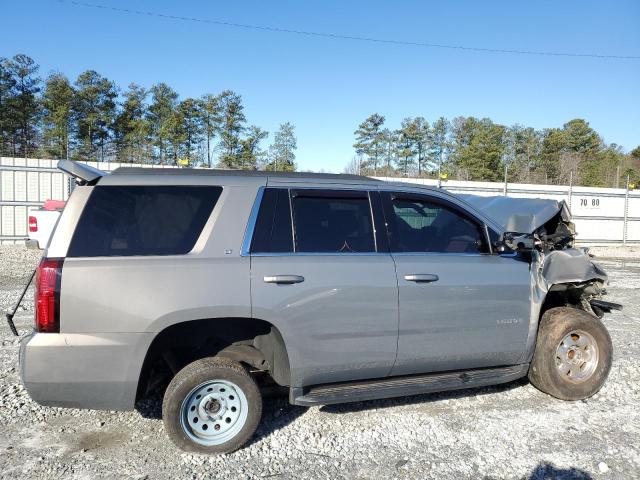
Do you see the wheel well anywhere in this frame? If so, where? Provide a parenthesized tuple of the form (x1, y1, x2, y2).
(136, 317, 290, 402)
(540, 280, 604, 319)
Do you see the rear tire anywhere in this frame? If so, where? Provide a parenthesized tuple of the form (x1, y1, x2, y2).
(162, 357, 262, 454)
(529, 307, 612, 401)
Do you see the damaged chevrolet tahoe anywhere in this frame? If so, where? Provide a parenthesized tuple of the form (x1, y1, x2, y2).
(18, 160, 621, 453)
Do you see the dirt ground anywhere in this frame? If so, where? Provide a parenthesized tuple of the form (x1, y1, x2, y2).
(0, 246, 638, 479)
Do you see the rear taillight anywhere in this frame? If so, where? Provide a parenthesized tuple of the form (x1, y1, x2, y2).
(35, 258, 64, 333)
(29, 216, 38, 232)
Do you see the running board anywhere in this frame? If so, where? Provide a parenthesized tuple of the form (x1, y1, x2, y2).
(291, 364, 529, 406)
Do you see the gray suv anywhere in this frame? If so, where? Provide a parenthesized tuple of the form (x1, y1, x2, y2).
(19, 160, 620, 453)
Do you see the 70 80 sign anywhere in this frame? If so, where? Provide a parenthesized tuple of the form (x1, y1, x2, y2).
(579, 198, 600, 208)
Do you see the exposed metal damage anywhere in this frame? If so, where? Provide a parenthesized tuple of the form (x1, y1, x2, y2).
(461, 194, 622, 320)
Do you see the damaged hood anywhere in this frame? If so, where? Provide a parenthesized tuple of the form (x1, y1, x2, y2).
(459, 194, 571, 233)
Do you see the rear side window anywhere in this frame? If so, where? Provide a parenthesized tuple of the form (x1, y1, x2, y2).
(68, 185, 221, 257)
(251, 188, 294, 253)
(291, 191, 375, 253)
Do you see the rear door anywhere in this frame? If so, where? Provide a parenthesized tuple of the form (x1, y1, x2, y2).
(382, 190, 532, 376)
(249, 187, 399, 387)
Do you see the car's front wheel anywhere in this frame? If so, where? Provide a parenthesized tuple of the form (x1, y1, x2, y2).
(529, 306, 613, 401)
(162, 357, 262, 454)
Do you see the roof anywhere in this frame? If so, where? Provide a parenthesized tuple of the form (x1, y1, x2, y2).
(111, 167, 380, 182)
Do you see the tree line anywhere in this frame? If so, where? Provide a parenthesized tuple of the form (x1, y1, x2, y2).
(350, 114, 640, 187)
(0, 54, 297, 170)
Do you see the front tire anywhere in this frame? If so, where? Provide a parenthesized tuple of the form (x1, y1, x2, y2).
(529, 307, 613, 401)
(162, 357, 262, 454)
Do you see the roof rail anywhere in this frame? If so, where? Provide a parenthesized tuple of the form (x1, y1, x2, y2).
(110, 166, 376, 181)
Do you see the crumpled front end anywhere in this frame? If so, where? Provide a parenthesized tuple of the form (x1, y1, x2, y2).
(522, 245, 619, 362)
(522, 204, 620, 318)
(537, 248, 617, 316)
(460, 193, 622, 319)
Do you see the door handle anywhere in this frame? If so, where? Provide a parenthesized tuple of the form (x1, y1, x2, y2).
(404, 274, 439, 283)
(263, 275, 305, 285)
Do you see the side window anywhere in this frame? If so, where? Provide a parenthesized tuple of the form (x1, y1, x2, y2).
(291, 190, 375, 253)
(488, 228, 504, 252)
(251, 188, 294, 253)
(68, 185, 221, 257)
(387, 195, 487, 254)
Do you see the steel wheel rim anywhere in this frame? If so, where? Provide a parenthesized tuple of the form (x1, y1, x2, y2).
(179, 379, 249, 446)
(555, 330, 599, 383)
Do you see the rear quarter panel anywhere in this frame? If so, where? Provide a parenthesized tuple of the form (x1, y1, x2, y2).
(58, 178, 264, 334)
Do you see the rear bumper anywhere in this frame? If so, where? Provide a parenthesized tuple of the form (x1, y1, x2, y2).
(19, 331, 154, 410)
(25, 239, 40, 249)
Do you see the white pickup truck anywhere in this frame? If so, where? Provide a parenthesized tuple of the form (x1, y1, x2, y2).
(27, 200, 65, 249)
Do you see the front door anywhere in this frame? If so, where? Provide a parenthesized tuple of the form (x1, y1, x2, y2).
(249, 187, 399, 387)
(381, 191, 532, 376)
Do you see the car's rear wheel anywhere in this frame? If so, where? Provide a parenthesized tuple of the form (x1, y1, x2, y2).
(162, 357, 262, 454)
(528, 307, 613, 401)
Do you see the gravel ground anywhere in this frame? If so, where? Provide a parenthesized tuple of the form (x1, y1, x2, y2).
(0, 245, 639, 479)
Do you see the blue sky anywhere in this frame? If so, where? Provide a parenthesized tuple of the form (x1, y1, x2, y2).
(2, 0, 639, 172)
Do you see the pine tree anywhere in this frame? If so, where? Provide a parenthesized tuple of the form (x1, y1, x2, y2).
(41, 73, 74, 159)
(176, 98, 204, 164)
(199, 94, 220, 168)
(380, 128, 398, 174)
(504, 125, 540, 182)
(537, 119, 603, 184)
(4, 54, 41, 157)
(563, 119, 602, 153)
(147, 83, 178, 164)
(588, 143, 625, 187)
(395, 118, 417, 176)
(450, 117, 506, 181)
(114, 84, 149, 163)
(0, 58, 17, 156)
(428, 117, 450, 178)
(267, 122, 297, 172)
(353, 113, 386, 174)
(166, 108, 186, 165)
(73, 70, 117, 161)
(623, 146, 640, 186)
(409, 117, 429, 176)
(239, 126, 268, 169)
(217, 90, 246, 168)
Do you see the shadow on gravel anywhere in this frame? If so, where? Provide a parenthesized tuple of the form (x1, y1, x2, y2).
(248, 397, 307, 446)
(524, 461, 592, 480)
(319, 377, 529, 414)
(135, 394, 163, 419)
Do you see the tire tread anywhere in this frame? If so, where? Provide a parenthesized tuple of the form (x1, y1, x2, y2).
(529, 307, 612, 401)
(162, 357, 262, 454)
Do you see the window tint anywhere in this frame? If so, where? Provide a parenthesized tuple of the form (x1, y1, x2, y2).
(251, 188, 293, 253)
(388, 196, 486, 253)
(292, 192, 375, 253)
(68, 186, 221, 257)
(488, 228, 503, 252)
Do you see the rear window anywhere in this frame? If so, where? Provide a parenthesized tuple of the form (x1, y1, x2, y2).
(68, 185, 221, 257)
(291, 191, 375, 253)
